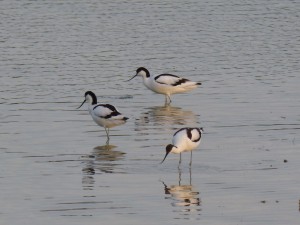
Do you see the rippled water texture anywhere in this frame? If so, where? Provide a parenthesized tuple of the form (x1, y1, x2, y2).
(1, 0, 299, 224)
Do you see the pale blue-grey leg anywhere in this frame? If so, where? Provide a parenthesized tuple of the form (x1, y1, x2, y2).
(189, 151, 193, 167)
(105, 128, 110, 145)
(165, 95, 172, 105)
(178, 153, 182, 169)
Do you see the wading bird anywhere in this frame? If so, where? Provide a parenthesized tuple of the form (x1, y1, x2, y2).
(161, 127, 203, 167)
(78, 91, 128, 142)
(128, 67, 201, 104)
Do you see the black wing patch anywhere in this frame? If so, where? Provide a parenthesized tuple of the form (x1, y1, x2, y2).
(155, 74, 190, 86)
(100, 104, 117, 112)
(172, 78, 189, 86)
(93, 104, 117, 111)
(174, 128, 201, 142)
(154, 74, 179, 85)
(192, 128, 201, 142)
(93, 104, 121, 119)
(174, 127, 187, 137)
(155, 74, 180, 80)
(186, 128, 193, 140)
(103, 111, 121, 119)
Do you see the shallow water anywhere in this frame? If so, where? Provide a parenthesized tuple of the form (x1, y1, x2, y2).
(1, 0, 300, 224)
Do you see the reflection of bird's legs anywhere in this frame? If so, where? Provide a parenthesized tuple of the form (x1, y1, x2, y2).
(178, 166, 182, 186)
(160, 180, 169, 194)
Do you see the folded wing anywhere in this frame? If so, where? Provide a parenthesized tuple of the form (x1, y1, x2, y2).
(93, 104, 123, 119)
(155, 74, 198, 87)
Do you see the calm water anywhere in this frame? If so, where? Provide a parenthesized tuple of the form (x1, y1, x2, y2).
(1, 0, 299, 224)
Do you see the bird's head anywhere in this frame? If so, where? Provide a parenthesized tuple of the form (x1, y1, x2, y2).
(127, 67, 150, 81)
(77, 91, 97, 109)
(160, 144, 176, 164)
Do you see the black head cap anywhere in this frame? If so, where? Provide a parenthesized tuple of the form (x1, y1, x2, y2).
(136, 67, 150, 78)
(160, 144, 174, 164)
(84, 91, 97, 105)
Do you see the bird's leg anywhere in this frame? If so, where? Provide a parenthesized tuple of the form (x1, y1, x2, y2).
(105, 128, 110, 137)
(189, 151, 193, 167)
(168, 95, 172, 103)
(165, 95, 172, 105)
(105, 128, 110, 145)
(189, 166, 192, 185)
(178, 153, 182, 168)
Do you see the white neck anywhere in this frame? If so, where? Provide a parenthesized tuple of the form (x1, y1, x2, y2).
(86, 94, 95, 105)
(138, 70, 148, 79)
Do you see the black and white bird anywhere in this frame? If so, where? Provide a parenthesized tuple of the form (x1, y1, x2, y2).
(161, 127, 203, 166)
(78, 91, 129, 141)
(128, 67, 201, 104)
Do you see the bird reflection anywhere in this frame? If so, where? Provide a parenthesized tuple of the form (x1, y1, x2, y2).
(82, 143, 126, 190)
(135, 104, 199, 131)
(161, 168, 201, 218)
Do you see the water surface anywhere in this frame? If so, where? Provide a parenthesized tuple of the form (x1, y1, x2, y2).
(1, 0, 299, 224)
